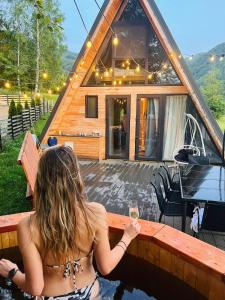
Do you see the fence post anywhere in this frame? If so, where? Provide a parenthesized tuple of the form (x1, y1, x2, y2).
(11, 117, 14, 139)
(47, 100, 49, 113)
(0, 127, 2, 151)
(7, 95, 9, 105)
(29, 107, 32, 127)
(22, 111, 24, 132)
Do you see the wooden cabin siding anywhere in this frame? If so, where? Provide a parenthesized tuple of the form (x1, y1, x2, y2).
(45, 85, 188, 160)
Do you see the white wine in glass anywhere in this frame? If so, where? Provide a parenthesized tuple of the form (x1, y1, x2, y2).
(129, 201, 139, 219)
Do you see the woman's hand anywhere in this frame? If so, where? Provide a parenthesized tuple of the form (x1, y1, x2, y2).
(0, 259, 18, 278)
(123, 219, 141, 241)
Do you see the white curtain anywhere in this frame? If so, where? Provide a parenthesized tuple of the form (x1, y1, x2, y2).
(145, 98, 159, 158)
(163, 95, 187, 160)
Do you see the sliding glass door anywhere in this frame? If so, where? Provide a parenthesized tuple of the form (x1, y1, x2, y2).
(136, 95, 187, 161)
(106, 96, 130, 159)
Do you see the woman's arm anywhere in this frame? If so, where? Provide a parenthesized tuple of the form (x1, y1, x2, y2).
(0, 217, 44, 296)
(93, 204, 141, 275)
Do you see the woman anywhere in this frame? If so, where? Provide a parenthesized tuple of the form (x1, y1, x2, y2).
(0, 146, 141, 299)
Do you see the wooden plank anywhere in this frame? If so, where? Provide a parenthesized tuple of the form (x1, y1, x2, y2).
(195, 268, 210, 298)
(183, 261, 197, 289)
(1, 232, 10, 249)
(170, 254, 184, 282)
(159, 248, 172, 273)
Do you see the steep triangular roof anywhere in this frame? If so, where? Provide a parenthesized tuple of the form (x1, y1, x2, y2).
(41, 0, 223, 155)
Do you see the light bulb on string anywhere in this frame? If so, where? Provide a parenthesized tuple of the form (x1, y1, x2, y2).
(220, 54, 225, 61)
(56, 87, 60, 92)
(178, 54, 182, 59)
(37, 92, 41, 98)
(189, 55, 194, 61)
(24, 93, 28, 99)
(5, 81, 11, 89)
(69, 77, 72, 81)
(48, 89, 52, 95)
(86, 40, 92, 49)
(75, 73, 78, 79)
(112, 34, 119, 46)
(63, 82, 66, 86)
(42, 72, 48, 79)
(209, 55, 216, 62)
(136, 65, 140, 72)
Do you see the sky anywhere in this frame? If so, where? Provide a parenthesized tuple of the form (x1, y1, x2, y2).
(60, 0, 225, 55)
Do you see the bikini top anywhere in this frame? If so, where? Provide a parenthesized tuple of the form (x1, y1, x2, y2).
(43, 250, 93, 291)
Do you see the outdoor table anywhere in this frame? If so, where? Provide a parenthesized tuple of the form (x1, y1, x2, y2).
(179, 164, 225, 232)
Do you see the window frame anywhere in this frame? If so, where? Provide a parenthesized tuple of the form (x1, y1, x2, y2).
(85, 95, 98, 118)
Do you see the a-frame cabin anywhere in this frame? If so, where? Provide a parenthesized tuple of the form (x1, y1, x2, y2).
(41, 0, 223, 163)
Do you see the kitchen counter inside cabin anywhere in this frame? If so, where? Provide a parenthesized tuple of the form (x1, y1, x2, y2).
(50, 133, 104, 160)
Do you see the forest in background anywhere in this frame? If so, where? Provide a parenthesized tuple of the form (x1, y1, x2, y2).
(0, 0, 66, 95)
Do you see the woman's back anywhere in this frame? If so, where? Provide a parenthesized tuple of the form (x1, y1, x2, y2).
(20, 201, 104, 297)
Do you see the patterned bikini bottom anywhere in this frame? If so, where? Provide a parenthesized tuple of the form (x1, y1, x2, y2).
(38, 276, 99, 300)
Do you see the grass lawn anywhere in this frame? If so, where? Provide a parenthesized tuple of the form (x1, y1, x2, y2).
(217, 115, 225, 132)
(0, 113, 50, 216)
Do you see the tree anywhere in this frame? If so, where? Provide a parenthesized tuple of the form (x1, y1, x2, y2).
(8, 100, 17, 118)
(201, 69, 225, 119)
(35, 97, 41, 105)
(24, 100, 29, 109)
(31, 98, 36, 107)
(16, 101, 23, 115)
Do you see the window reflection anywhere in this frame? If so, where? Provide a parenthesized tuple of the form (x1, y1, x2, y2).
(83, 0, 181, 86)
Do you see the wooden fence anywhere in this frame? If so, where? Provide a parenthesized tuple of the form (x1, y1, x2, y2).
(0, 100, 53, 150)
(0, 94, 54, 107)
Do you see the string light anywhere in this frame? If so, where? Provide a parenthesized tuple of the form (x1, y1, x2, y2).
(56, 87, 60, 91)
(42, 72, 48, 79)
(36, 93, 41, 98)
(219, 54, 224, 61)
(5, 81, 11, 88)
(136, 65, 141, 72)
(189, 55, 194, 61)
(69, 77, 72, 81)
(24, 93, 28, 98)
(209, 55, 216, 62)
(86, 40, 92, 48)
(48, 89, 52, 95)
(119, 80, 122, 85)
(112, 34, 119, 46)
(63, 82, 66, 86)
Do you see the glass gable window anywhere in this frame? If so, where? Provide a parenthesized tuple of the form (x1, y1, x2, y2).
(83, 0, 181, 86)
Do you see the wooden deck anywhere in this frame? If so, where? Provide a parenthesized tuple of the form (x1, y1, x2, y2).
(80, 160, 225, 251)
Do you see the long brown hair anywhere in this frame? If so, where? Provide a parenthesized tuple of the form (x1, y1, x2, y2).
(34, 146, 94, 262)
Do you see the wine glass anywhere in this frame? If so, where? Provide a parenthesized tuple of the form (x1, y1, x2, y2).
(129, 200, 139, 220)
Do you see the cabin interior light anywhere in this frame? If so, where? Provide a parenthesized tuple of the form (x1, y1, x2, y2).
(113, 34, 119, 46)
(75, 73, 78, 78)
(122, 63, 125, 68)
(119, 80, 122, 85)
(136, 65, 140, 72)
(113, 80, 117, 85)
(104, 70, 109, 77)
(162, 63, 168, 70)
(95, 71, 99, 77)
(148, 74, 153, 80)
(110, 68, 113, 73)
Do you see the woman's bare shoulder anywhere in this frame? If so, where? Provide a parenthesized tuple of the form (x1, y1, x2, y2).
(86, 202, 107, 215)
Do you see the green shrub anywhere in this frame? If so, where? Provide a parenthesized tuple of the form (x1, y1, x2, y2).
(8, 100, 17, 118)
(16, 101, 23, 115)
(30, 98, 36, 107)
(24, 100, 29, 109)
(35, 97, 41, 105)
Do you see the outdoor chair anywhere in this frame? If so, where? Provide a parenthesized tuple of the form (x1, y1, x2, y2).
(194, 202, 225, 235)
(160, 165, 180, 191)
(156, 168, 184, 206)
(150, 174, 194, 223)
